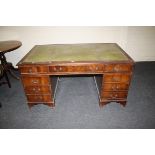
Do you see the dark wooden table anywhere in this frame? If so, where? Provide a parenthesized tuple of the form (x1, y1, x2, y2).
(17, 43, 134, 108)
(0, 40, 22, 88)
(0, 40, 22, 108)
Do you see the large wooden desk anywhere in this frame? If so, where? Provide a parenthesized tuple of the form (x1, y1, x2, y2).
(17, 43, 134, 108)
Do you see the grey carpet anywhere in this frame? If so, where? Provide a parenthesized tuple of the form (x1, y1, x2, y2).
(0, 62, 155, 129)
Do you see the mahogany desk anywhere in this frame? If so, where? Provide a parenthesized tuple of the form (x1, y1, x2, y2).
(17, 43, 134, 108)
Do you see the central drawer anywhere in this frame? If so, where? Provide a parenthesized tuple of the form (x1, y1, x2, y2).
(49, 64, 104, 73)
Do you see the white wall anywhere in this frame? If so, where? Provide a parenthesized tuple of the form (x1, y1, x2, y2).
(0, 26, 155, 66)
(125, 27, 155, 61)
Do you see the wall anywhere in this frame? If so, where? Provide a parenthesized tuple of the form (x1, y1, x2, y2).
(0, 26, 155, 66)
(125, 27, 155, 61)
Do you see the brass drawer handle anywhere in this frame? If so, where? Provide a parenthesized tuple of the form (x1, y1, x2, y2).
(114, 65, 120, 71)
(36, 88, 41, 92)
(115, 94, 118, 97)
(59, 67, 62, 71)
(32, 88, 41, 92)
(112, 86, 115, 90)
(96, 66, 99, 70)
(112, 85, 119, 90)
(32, 79, 39, 84)
(53, 67, 57, 71)
(29, 69, 32, 73)
(110, 93, 118, 99)
(112, 85, 116, 90)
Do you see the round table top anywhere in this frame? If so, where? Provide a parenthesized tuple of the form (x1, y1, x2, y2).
(0, 40, 22, 53)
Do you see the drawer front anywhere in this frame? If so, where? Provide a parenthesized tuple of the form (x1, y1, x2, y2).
(49, 64, 104, 73)
(102, 83, 129, 91)
(102, 91, 127, 99)
(21, 76, 50, 86)
(26, 95, 52, 102)
(25, 86, 51, 94)
(20, 66, 49, 74)
(104, 64, 131, 72)
(104, 74, 131, 83)
(20, 66, 37, 73)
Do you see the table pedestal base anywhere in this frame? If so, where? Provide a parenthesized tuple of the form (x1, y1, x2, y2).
(0, 53, 19, 88)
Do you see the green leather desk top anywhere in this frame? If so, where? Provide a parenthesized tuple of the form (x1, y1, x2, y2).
(19, 43, 130, 64)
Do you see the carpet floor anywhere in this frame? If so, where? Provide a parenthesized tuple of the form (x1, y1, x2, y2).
(0, 62, 155, 129)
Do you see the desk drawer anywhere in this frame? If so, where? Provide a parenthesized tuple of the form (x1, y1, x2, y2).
(26, 94, 52, 102)
(21, 76, 50, 86)
(49, 64, 104, 73)
(104, 73, 131, 83)
(102, 83, 129, 91)
(102, 91, 127, 99)
(25, 86, 51, 94)
(20, 66, 49, 74)
(104, 64, 131, 72)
